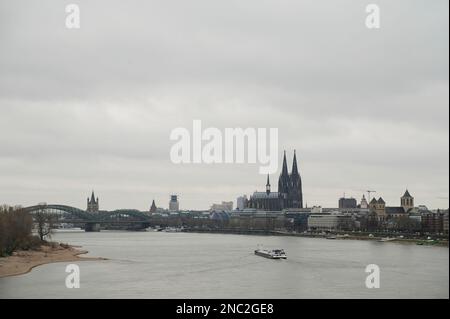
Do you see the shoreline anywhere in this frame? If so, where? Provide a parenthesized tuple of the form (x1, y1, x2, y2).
(181, 229, 449, 247)
(0, 244, 106, 279)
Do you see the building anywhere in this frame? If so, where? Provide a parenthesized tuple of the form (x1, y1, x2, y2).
(236, 195, 248, 210)
(401, 189, 414, 211)
(307, 213, 353, 231)
(229, 210, 286, 231)
(169, 195, 179, 212)
(284, 210, 312, 232)
(247, 174, 283, 210)
(149, 200, 157, 213)
(421, 211, 447, 234)
(247, 150, 303, 211)
(360, 195, 368, 209)
(339, 197, 357, 209)
(385, 206, 407, 218)
(311, 206, 323, 214)
(87, 191, 99, 213)
(443, 211, 449, 234)
(369, 197, 386, 219)
(210, 201, 233, 212)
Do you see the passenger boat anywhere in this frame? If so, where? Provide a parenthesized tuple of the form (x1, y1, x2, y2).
(254, 248, 287, 259)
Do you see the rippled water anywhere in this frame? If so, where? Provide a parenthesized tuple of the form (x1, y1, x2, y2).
(0, 231, 448, 298)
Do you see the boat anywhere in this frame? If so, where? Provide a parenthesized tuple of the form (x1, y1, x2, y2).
(254, 248, 287, 259)
(326, 236, 337, 239)
(378, 237, 396, 242)
(163, 227, 183, 232)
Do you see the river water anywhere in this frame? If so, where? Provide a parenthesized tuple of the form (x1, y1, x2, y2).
(0, 231, 448, 298)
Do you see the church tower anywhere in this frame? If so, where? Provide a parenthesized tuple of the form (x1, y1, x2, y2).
(150, 199, 157, 213)
(87, 191, 99, 213)
(401, 189, 414, 212)
(289, 150, 303, 208)
(278, 151, 290, 207)
(360, 194, 368, 209)
(266, 174, 271, 195)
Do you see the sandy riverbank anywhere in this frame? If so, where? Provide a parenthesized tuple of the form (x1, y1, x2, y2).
(0, 244, 106, 278)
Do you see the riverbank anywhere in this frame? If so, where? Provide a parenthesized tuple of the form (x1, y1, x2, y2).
(0, 243, 105, 278)
(182, 228, 449, 247)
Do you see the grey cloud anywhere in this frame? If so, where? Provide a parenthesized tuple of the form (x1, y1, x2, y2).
(0, 0, 448, 210)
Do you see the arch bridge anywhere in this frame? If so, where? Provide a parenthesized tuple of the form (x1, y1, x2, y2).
(23, 204, 152, 231)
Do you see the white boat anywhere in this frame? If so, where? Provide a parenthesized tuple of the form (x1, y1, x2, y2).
(254, 248, 287, 259)
(163, 227, 183, 232)
(378, 237, 396, 242)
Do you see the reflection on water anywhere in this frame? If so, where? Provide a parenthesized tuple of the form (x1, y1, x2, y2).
(0, 231, 448, 298)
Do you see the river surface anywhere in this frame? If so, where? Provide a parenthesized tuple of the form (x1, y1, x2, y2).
(0, 231, 448, 298)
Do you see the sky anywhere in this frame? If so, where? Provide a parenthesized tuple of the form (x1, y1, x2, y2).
(0, 0, 448, 211)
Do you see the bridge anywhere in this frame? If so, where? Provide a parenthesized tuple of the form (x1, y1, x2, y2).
(23, 204, 153, 231)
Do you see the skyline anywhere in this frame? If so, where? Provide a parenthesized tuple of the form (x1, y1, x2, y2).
(5, 157, 448, 212)
(0, 0, 448, 210)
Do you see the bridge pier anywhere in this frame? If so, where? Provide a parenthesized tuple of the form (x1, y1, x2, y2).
(85, 222, 101, 232)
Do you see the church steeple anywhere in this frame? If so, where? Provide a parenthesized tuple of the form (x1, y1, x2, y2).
(150, 199, 157, 213)
(281, 150, 288, 176)
(291, 150, 299, 176)
(266, 174, 271, 194)
(278, 150, 290, 197)
(87, 190, 99, 213)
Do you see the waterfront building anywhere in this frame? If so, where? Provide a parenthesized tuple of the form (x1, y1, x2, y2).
(284, 210, 312, 232)
(247, 150, 303, 211)
(443, 212, 449, 234)
(369, 197, 386, 219)
(229, 210, 286, 231)
(236, 195, 248, 210)
(307, 213, 353, 231)
(421, 211, 447, 234)
(169, 195, 179, 212)
(210, 201, 233, 212)
(338, 196, 357, 209)
(87, 191, 99, 213)
(311, 206, 323, 214)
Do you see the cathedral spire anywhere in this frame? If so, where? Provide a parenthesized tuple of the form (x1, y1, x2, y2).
(281, 150, 288, 176)
(292, 150, 299, 175)
(266, 174, 271, 194)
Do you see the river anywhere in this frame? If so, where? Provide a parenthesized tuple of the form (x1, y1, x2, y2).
(0, 231, 448, 298)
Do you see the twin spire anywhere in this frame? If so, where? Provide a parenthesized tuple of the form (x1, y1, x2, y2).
(267, 150, 300, 195)
(281, 150, 298, 177)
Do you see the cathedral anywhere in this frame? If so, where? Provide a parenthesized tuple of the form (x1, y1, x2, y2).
(247, 150, 303, 211)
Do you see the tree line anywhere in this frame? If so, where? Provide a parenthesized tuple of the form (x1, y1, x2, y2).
(0, 205, 56, 257)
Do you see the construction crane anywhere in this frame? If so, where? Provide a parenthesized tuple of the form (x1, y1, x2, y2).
(366, 190, 376, 202)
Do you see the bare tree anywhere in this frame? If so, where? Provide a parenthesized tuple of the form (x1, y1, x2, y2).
(34, 206, 57, 242)
(0, 205, 34, 256)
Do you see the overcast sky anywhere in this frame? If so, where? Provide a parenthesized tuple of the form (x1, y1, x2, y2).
(0, 0, 448, 211)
